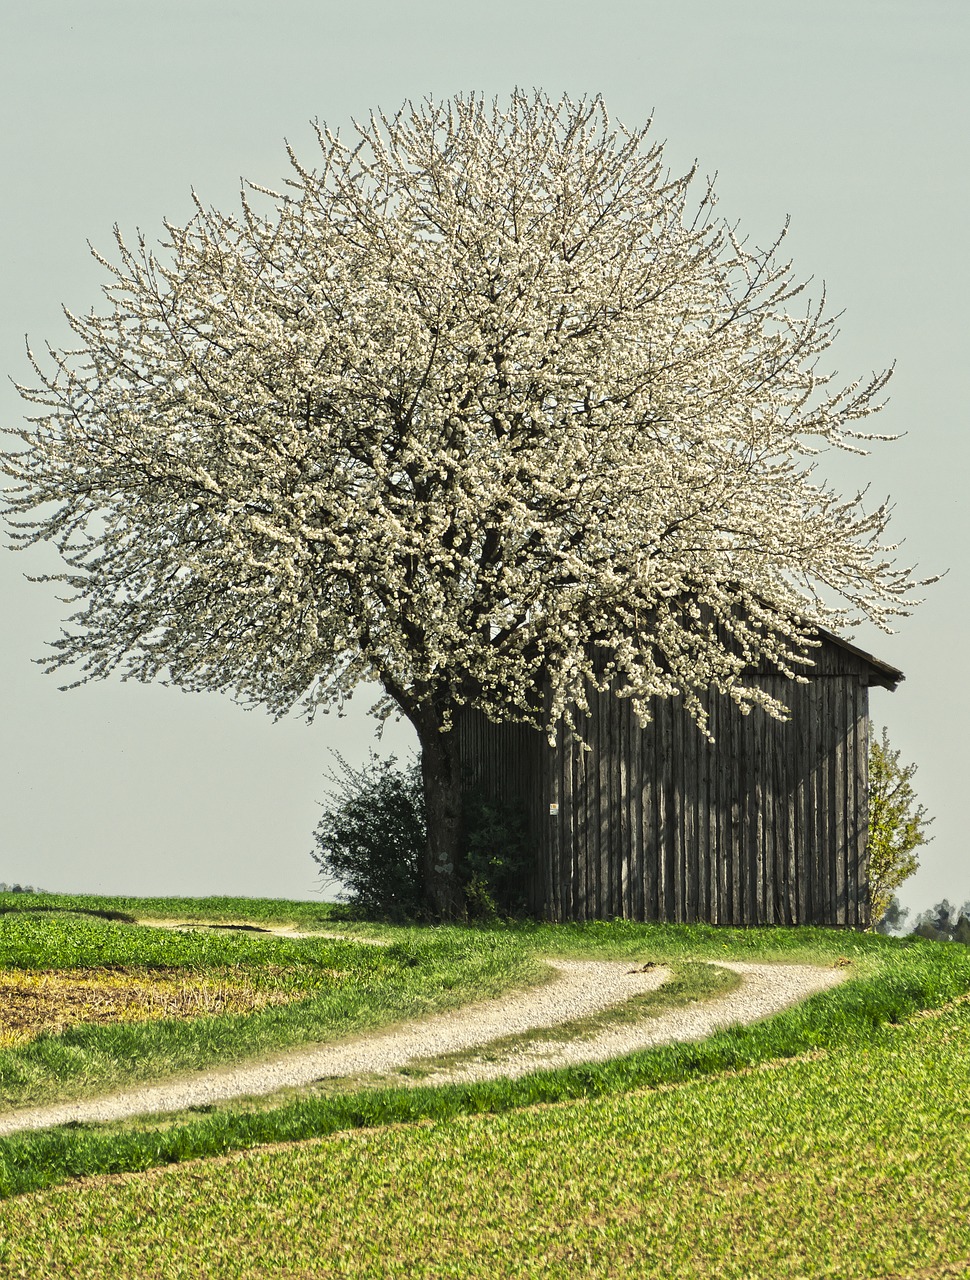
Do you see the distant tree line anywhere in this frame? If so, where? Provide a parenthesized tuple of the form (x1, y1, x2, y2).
(0, 883, 45, 894)
(877, 895, 970, 944)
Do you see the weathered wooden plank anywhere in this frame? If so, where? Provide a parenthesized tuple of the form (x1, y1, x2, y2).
(713, 693, 728, 924)
(543, 726, 555, 922)
(520, 722, 536, 917)
(845, 685, 856, 929)
(568, 721, 579, 920)
(652, 700, 663, 920)
(815, 672, 828, 925)
(834, 679, 847, 924)
(700, 706, 714, 924)
(562, 728, 572, 923)
(619, 694, 631, 918)
(765, 692, 779, 924)
(729, 693, 742, 925)
(682, 699, 691, 923)
(822, 677, 833, 925)
(672, 695, 686, 922)
(576, 696, 590, 921)
(824, 676, 837, 924)
(597, 682, 610, 918)
(632, 697, 643, 919)
(818, 673, 841, 928)
(783, 680, 798, 921)
(701, 706, 716, 926)
(785, 683, 799, 926)
(631, 699, 644, 920)
(612, 697, 621, 919)
(651, 699, 662, 920)
(724, 691, 737, 924)
(579, 701, 593, 921)
(706, 696, 717, 923)
(825, 678, 838, 923)
(762, 693, 775, 925)
(693, 708, 704, 923)
(774, 683, 789, 925)
(588, 691, 604, 921)
(755, 702, 766, 925)
(607, 685, 620, 917)
(840, 678, 851, 925)
(560, 727, 573, 923)
(592, 683, 605, 920)
(741, 704, 752, 926)
(643, 708, 658, 920)
(757, 700, 768, 925)
(745, 706, 756, 925)
(574, 730, 585, 921)
(618, 691, 628, 917)
(780, 689, 792, 924)
(617, 691, 627, 918)
(845, 684, 859, 928)
(708, 700, 718, 925)
(795, 679, 809, 922)
(547, 719, 560, 924)
(768, 702, 777, 926)
(792, 683, 805, 922)
(855, 681, 870, 928)
(659, 697, 673, 920)
(844, 679, 855, 925)
(527, 721, 542, 921)
(688, 704, 700, 922)
(544, 726, 555, 921)
(552, 725, 566, 923)
(808, 665, 822, 924)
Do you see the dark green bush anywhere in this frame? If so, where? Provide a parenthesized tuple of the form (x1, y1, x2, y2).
(311, 753, 426, 921)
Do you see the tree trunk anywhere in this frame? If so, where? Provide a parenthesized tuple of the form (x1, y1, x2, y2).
(413, 710, 466, 919)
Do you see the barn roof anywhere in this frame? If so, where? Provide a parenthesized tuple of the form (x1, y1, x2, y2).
(815, 627, 904, 691)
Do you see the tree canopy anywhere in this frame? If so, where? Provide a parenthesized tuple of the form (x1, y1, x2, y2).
(1, 91, 929, 913)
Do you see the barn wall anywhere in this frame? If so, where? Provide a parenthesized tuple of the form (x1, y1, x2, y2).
(455, 660, 872, 928)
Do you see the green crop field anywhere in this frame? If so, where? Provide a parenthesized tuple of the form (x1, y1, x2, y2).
(0, 892, 968, 1278)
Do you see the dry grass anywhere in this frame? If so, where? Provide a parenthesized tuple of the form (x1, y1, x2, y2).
(0, 968, 296, 1047)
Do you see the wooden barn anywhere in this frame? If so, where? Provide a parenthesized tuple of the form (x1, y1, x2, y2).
(455, 630, 903, 928)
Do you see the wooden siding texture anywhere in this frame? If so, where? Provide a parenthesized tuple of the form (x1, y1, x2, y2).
(455, 640, 872, 928)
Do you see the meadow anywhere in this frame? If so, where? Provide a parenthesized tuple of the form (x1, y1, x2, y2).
(0, 892, 968, 1277)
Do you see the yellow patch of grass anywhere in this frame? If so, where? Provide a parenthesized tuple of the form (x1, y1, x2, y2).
(0, 968, 296, 1047)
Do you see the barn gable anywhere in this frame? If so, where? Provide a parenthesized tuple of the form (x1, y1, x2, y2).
(454, 629, 903, 928)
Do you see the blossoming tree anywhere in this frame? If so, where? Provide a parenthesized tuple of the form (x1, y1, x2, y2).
(2, 92, 925, 916)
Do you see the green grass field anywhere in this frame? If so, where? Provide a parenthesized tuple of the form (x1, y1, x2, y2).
(0, 892, 968, 1277)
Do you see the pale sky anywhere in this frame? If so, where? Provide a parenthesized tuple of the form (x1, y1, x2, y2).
(1, 0, 967, 918)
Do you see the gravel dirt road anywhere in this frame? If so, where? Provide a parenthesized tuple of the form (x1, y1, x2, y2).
(0, 954, 846, 1137)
